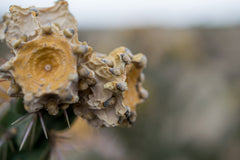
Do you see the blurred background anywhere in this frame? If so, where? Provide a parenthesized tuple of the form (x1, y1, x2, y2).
(1, 0, 240, 160)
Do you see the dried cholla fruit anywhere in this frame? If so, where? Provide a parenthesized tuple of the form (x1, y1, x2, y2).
(0, 1, 148, 127)
(73, 47, 148, 127)
(0, 1, 82, 114)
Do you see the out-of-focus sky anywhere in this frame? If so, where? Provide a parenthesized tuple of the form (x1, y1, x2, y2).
(0, 0, 240, 29)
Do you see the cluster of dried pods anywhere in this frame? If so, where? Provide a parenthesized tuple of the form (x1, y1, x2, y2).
(0, 1, 148, 128)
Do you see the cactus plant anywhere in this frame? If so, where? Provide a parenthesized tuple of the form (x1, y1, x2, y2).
(0, 1, 148, 159)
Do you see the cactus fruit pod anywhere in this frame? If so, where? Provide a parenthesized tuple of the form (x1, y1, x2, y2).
(0, 1, 148, 159)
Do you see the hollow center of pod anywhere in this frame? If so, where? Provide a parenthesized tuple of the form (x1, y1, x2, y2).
(26, 47, 64, 86)
(13, 35, 77, 93)
(44, 64, 52, 72)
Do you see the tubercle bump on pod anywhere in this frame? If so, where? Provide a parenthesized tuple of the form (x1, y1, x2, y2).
(0, 1, 148, 128)
(72, 44, 89, 55)
(63, 28, 75, 38)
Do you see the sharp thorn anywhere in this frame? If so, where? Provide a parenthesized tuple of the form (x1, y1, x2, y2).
(11, 113, 30, 126)
(19, 117, 34, 151)
(63, 109, 70, 128)
(30, 114, 37, 149)
(38, 112, 48, 139)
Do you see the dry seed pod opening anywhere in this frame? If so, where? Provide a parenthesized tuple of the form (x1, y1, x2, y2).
(0, 1, 80, 113)
(13, 33, 77, 94)
(11, 31, 80, 113)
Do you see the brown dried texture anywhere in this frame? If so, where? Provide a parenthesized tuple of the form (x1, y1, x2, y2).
(0, 1, 148, 127)
(2, 1, 77, 47)
(0, 1, 80, 114)
(12, 30, 79, 112)
(74, 47, 148, 127)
